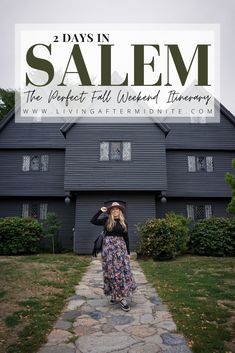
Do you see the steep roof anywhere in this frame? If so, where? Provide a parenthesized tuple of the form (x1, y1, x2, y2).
(59, 118, 170, 138)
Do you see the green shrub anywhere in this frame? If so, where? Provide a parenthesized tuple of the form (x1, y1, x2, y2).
(0, 217, 43, 255)
(136, 212, 191, 260)
(190, 217, 235, 256)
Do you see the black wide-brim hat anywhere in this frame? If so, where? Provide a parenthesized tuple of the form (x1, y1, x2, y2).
(107, 202, 125, 214)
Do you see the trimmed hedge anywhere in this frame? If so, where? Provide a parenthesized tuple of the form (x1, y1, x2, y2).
(0, 217, 43, 255)
(190, 217, 235, 256)
(136, 212, 190, 260)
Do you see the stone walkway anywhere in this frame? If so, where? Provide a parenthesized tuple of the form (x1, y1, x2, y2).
(38, 255, 193, 353)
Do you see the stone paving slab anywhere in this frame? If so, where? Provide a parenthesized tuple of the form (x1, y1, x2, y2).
(38, 255, 193, 353)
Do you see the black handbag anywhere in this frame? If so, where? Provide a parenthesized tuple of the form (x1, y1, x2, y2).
(92, 229, 106, 257)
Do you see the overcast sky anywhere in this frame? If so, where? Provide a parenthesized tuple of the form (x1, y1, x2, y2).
(1, 0, 235, 115)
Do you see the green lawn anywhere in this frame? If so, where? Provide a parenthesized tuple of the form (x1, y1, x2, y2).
(0, 253, 91, 353)
(138, 255, 235, 353)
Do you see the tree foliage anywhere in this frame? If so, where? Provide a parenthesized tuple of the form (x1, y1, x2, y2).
(0, 88, 18, 121)
(42, 212, 62, 253)
(225, 159, 235, 214)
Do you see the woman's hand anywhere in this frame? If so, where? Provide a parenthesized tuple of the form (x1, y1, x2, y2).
(101, 207, 107, 212)
(126, 254, 130, 261)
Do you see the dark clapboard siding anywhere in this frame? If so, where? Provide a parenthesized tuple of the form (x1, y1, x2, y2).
(166, 150, 234, 197)
(47, 198, 75, 249)
(166, 112, 235, 150)
(74, 191, 156, 254)
(0, 118, 65, 149)
(0, 149, 65, 196)
(0, 197, 75, 249)
(64, 123, 167, 190)
(157, 197, 231, 218)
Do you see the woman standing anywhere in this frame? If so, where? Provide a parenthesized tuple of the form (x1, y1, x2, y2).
(90, 202, 137, 312)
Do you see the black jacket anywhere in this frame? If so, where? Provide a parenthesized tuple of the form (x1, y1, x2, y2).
(90, 209, 130, 254)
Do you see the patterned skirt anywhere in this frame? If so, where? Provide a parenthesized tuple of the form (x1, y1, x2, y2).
(101, 235, 137, 300)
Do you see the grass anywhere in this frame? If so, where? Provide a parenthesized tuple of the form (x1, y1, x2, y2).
(138, 254, 235, 353)
(0, 253, 91, 353)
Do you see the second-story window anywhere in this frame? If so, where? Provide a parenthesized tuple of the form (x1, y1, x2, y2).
(100, 141, 131, 161)
(22, 155, 49, 172)
(187, 156, 214, 172)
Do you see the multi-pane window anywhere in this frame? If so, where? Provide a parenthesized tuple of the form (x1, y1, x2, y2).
(22, 202, 48, 220)
(186, 204, 212, 221)
(188, 156, 213, 172)
(100, 141, 131, 161)
(31, 156, 40, 171)
(111, 142, 121, 160)
(22, 203, 29, 217)
(100, 142, 109, 161)
(22, 155, 49, 171)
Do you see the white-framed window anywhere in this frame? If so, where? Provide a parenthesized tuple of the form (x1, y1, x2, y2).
(100, 141, 131, 161)
(186, 204, 194, 219)
(100, 142, 109, 161)
(205, 156, 214, 172)
(205, 204, 213, 218)
(22, 155, 49, 172)
(30, 156, 40, 171)
(187, 155, 214, 172)
(22, 203, 29, 217)
(22, 202, 48, 220)
(122, 142, 131, 161)
(188, 156, 196, 172)
(22, 156, 30, 171)
(41, 155, 49, 171)
(186, 204, 212, 221)
(40, 203, 48, 220)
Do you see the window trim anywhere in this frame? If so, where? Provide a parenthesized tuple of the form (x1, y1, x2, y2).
(22, 201, 48, 221)
(22, 154, 49, 172)
(99, 140, 132, 162)
(187, 155, 214, 173)
(186, 204, 213, 221)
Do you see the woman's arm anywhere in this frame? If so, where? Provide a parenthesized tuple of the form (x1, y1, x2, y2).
(90, 209, 108, 225)
(123, 233, 130, 255)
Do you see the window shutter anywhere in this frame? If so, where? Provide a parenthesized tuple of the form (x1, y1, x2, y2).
(41, 155, 49, 171)
(40, 203, 48, 220)
(205, 204, 212, 218)
(22, 156, 30, 171)
(100, 142, 109, 160)
(186, 204, 194, 220)
(206, 156, 214, 172)
(188, 156, 196, 172)
(22, 203, 29, 217)
(122, 142, 131, 160)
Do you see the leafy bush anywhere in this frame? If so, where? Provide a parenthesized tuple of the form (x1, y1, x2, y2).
(0, 217, 43, 255)
(136, 212, 191, 260)
(190, 217, 235, 256)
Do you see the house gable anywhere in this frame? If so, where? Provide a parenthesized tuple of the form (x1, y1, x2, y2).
(0, 107, 65, 149)
(166, 103, 235, 150)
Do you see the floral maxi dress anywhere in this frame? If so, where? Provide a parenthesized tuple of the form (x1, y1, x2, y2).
(101, 235, 137, 300)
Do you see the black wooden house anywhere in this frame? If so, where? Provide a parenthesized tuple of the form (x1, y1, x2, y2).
(0, 103, 234, 253)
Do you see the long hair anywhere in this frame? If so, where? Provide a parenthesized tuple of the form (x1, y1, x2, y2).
(106, 209, 128, 232)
